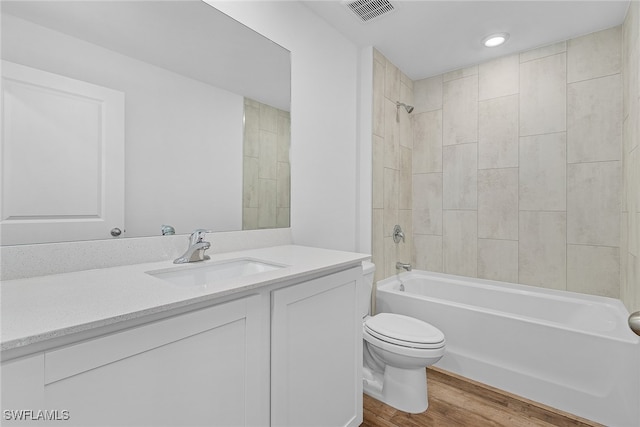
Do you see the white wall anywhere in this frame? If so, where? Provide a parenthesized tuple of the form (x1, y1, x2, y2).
(357, 47, 374, 254)
(2, 14, 243, 239)
(210, 1, 362, 253)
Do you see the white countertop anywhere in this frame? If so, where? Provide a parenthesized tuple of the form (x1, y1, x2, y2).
(1, 245, 369, 353)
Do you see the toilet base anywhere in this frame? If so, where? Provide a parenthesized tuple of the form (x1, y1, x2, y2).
(363, 365, 428, 414)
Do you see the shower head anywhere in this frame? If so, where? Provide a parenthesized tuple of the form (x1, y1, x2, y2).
(396, 101, 414, 114)
(395, 101, 414, 122)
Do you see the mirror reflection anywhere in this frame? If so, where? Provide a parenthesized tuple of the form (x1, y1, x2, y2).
(0, 0, 291, 245)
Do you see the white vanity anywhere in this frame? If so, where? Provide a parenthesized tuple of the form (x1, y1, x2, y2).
(1, 245, 369, 427)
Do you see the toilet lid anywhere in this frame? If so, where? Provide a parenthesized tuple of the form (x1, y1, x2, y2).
(364, 313, 445, 349)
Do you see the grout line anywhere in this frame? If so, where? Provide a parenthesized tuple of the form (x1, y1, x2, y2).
(565, 47, 569, 292)
(516, 73, 521, 285)
(440, 80, 445, 273)
(476, 69, 480, 278)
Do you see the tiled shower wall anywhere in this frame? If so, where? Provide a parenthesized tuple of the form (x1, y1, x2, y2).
(242, 98, 291, 230)
(372, 50, 414, 281)
(411, 26, 622, 298)
(622, 1, 640, 313)
(373, 24, 639, 303)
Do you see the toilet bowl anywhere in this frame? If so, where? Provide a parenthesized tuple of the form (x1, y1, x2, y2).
(360, 262, 445, 414)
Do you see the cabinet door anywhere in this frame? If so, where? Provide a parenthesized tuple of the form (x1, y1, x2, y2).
(40, 296, 263, 426)
(271, 268, 362, 427)
(1, 354, 45, 424)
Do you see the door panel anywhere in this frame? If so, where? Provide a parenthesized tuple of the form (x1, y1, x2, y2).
(1, 61, 124, 244)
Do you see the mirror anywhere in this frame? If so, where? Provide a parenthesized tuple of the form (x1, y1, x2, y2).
(0, 0, 291, 245)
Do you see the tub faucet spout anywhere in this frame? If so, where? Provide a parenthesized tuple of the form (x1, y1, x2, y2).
(396, 262, 412, 272)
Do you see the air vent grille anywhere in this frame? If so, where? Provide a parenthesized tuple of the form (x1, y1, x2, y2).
(345, 0, 395, 23)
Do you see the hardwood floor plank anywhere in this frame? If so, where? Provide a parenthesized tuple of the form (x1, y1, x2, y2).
(361, 368, 603, 427)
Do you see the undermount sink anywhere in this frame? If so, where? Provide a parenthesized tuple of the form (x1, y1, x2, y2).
(147, 258, 285, 288)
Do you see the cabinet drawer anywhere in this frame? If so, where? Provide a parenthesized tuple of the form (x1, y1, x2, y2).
(45, 296, 258, 384)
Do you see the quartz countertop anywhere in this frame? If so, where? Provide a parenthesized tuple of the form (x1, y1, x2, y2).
(1, 245, 369, 353)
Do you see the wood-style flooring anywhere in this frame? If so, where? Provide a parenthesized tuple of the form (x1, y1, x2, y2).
(362, 367, 604, 427)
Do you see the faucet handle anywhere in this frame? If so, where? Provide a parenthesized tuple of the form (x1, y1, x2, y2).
(392, 225, 405, 243)
(189, 229, 212, 244)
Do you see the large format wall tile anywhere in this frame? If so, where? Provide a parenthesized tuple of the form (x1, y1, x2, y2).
(372, 209, 384, 281)
(383, 167, 399, 235)
(399, 147, 412, 210)
(259, 130, 277, 179)
(374, 27, 630, 304)
(372, 135, 384, 209)
(443, 75, 478, 145)
(399, 79, 414, 150)
(567, 244, 620, 298)
(384, 99, 400, 169)
(443, 65, 478, 82)
(398, 209, 412, 264)
(243, 156, 259, 208)
(629, 149, 640, 256)
(276, 162, 290, 208)
(478, 168, 518, 240)
(520, 53, 566, 136)
(442, 65, 478, 83)
(372, 57, 385, 137)
(384, 58, 400, 101)
(520, 41, 566, 63)
(413, 173, 442, 235)
(383, 236, 397, 278)
(519, 211, 567, 289)
(412, 110, 442, 174)
(443, 143, 477, 209)
(567, 25, 621, 83)
(478, 95, 519, 169)
(479, 54, 519, 100)
(244, 101, 260, 157)
(413, 75, 442, 113)
(243, 208, 258, 230)
(243, 99, 289, 230)
(257, 179, 277, 228)
(413, 234, 443, 272)
(519, 133, 566, 211)
(372, 50, 414, 283)
(567, 161, 621, 247)
(567, 74, 622, 163)
(259, 103, 278, 133)
(478, 238, 518, 283)
(443, 210, 477, 277)
(277, 112, 290, 163)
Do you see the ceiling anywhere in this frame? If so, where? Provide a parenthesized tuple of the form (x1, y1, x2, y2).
(303, 0, 630, 80)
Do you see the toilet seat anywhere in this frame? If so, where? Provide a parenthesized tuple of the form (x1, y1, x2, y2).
(364, 313, 445, 349)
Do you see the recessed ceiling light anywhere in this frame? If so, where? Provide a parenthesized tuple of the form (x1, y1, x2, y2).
(482, 32, 509, 47)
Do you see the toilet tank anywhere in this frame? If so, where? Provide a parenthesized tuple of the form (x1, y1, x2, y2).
(360, 261, 376, 318)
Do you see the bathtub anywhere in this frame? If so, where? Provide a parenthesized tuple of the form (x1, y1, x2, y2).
(375, 270, 640, 427)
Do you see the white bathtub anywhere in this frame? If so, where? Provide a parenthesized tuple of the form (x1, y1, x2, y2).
(375, 270, 640, 427)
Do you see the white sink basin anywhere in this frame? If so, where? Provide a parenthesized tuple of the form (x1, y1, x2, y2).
(147, 258, 285, 288)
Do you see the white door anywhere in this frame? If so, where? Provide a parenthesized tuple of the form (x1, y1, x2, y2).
(1, 60, 124, 245)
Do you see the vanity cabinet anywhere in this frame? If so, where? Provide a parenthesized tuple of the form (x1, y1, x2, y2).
(271, 267, 362, 427)
(2, 295, 265, 426)
(1, 264, 363, 427)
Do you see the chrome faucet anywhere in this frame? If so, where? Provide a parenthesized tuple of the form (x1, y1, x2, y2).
(396, 262, 412, 272)
(174, 229, 212, 264)
(392, 225, 405, 243)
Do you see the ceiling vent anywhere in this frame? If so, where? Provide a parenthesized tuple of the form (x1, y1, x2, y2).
(344, 0, 396, 23)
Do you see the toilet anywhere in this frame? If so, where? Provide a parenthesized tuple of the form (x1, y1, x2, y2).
(360, 261, 445, 414)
